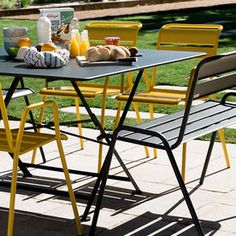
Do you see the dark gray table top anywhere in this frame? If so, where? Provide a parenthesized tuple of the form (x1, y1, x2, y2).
(0, 48, 205, 81)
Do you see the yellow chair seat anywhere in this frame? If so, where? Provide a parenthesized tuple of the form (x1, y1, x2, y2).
(116, 92, 182, 105)
(0, 129, 67, 154)
(40, 84, 126, 99)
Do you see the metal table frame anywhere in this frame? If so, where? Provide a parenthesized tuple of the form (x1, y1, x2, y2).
(0, 49, 205, 235)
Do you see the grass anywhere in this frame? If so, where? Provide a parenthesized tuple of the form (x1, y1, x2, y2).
(1, 8, 236, 141)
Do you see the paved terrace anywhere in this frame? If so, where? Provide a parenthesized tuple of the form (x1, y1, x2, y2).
(1, 1, 236, 235)
(1, 122, 236, 235)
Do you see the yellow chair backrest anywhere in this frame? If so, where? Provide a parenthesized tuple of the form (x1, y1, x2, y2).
(147, 23, 223, 87)
(0, 84, 14, 151)
(157, 23, 223, 58)
(86, 21, 142, 47)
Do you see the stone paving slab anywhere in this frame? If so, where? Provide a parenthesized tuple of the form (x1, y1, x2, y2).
(1, 124, 236, 235)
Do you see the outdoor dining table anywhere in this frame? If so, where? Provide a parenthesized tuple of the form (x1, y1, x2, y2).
(0, 48, 205, 235)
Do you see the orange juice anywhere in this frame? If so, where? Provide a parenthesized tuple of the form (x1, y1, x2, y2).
(80, 30, 90, 56)
(70, 29, 80, 57)
(70, 35, 80, 57)
(80, 39, 90, 56)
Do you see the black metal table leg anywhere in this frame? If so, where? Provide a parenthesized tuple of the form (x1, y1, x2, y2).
(4, 76, 21, 107)
(9, 153, 32, 177)
(71, 80, 141, 191)
(81, 70, 144, 234)
(89, 134, 117, 235)
(113, 149, 141, 194)
(200, 131, 217, 185)
(19, 78, 46, 163)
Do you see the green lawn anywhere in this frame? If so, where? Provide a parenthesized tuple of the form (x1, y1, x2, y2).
(1, 8, 236, 141)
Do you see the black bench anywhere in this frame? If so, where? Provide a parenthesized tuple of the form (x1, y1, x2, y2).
(111, 51, 236, 235)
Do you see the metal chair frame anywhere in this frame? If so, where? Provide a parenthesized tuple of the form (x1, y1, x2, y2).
(0, 84, 83, 236)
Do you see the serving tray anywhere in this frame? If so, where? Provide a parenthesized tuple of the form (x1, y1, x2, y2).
(76, 56, 137, 67)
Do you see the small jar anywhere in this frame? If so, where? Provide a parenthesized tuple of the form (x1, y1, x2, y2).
(104, 37, 120, 46)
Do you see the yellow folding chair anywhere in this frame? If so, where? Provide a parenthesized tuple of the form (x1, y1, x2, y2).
(115, 23, 229, 181)
(0, 84, 83, 236)
(39, 21, 142, 172)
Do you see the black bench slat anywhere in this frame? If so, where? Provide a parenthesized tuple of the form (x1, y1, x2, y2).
(161, 103, 235, 141)
(183, 116, 236, 143)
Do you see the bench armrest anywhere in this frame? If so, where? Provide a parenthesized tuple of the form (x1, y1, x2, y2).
(221, 92, 236, 104)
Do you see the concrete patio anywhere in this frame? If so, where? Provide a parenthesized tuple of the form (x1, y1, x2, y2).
(1, 121, 236, 235)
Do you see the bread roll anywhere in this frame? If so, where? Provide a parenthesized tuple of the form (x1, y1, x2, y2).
(105, 45, 115, 51)
(96, 45, 104, 49)
(85, 47, 102, 62)
(41, 42, 57, 51)
(98, 47, 111, 60)
(110, 46, 127, 60)
(17, 37, 32, 47)
(119, 46, 131, 58)
(129, 47, 139, 57)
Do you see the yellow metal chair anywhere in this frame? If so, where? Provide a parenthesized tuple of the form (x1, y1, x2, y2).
(0, 84, 83, 236)
(39, 21, 142, 171)
(115, 23, 229, 181)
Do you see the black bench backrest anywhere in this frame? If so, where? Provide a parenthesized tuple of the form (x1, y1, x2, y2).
(174, 51, 236, 148)
(194, 52, 236, 99)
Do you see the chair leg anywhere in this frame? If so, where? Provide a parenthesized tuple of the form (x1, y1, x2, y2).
(56, 138, 83, 235)
(97, 95, 107, 172)
(133, 102, 150, 157)
(181, 143, 187, 182)
(97, 77, 109, 172)
(75, 98, 84, 150)
(149, 104, 158, 158)
(218, 129, 230, 168)
(52, 101, 83, 235)
(114, 101, 122, 128)
(7, 153, 20, 236)
(165, 147, 204, 235)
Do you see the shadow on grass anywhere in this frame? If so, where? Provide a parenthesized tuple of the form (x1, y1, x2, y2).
(110, 8, 236, 49)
